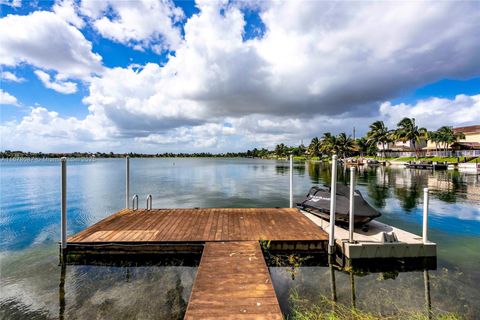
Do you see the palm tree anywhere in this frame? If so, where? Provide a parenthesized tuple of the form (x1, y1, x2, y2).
(395, 117, 427, 158)
(437, 126, 465, 156)
(308, 137, 320, 157)
(366, 121, 391, 158)
(336, 133, 355, 158)
(356, 137, 376, 157)
(427, 130, 441, 156)
(319, 132, 337, 156)
(274, 143, 288, 157)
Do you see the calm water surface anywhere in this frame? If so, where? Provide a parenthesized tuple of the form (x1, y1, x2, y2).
(1, 158, 479, 319)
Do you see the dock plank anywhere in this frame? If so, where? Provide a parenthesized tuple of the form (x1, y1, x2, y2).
(184, 241, 283, 320)
(67, 208, 327, 243)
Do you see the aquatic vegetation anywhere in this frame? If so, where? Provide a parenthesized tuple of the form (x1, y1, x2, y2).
(288, 290, 462, 320)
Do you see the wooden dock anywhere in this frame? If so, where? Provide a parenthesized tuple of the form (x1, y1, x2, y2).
(67, 208, 327, 243)
(66, 208, 328, 319)
(184, 241, 283, 320)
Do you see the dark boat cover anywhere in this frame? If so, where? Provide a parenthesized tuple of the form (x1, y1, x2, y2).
(297, 184, 381, 225)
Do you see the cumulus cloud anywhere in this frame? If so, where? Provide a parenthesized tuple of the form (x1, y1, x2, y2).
(380, 94, 480, 130)
(78, 2, 480, 138)
(34, 70, 77, 94)
(136, 122, 235, 148)
(0, 10, 103, 79)
(80, 0, 184, 52)
(1, 71, 25, 83)
(2, 1, 480, 152)
(0, 89, 19, 106)
(0, 106, 116, 151)
(53, 0, 85, 28)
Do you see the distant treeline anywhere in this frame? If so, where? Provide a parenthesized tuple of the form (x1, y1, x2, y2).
(0, 150, 254, 159)
(1, 118, 465, 160)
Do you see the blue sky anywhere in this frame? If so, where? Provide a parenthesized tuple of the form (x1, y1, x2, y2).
(1, 0, 479, 153)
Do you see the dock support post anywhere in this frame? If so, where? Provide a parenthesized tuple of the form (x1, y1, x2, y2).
(289, 155, 293, 208)
(349, 167, 355, 243)
(126, 156, 130, 209)
(60, 157, 67, 251)
(328, 155, 337, 254)
(350, 271, 356, 309)
(423, 187, 429, 243)
(424, 270, 432, 319)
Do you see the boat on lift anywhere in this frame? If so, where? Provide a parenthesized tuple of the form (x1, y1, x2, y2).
(297, 183, 381, 225)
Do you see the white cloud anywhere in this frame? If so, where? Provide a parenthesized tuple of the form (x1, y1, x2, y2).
(1, 71, 25, 83)
(80, 0, 184, 52)
(379, 94, 480, 130)
(34, 70, 78, 94)
(79, 2, 480, 137)
(53, 0, 85, 28)
(0, 10, 103, 79)
(2, 1, 480, 152)
(0, 106, 115, 151)
(0, 89, 19, 106)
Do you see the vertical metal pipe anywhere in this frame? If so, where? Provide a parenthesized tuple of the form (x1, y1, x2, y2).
(349, 167, 355, 243)
(424, 270, 432, 319)
(126, 156, 130, 209)
(350, 271, 356, 309)
(328, 155, 337, 254)
(329, 260, 337, 303)
(289, 155, 293, 208)
(59, 263, 66, 320)
(61, 157, 67, 250)
(423, 187, 429, 243)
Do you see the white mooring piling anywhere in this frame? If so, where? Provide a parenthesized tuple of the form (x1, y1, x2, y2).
(328, 155, 338, 254)
(349, 167, 355, 243)
(423, 187, 429, 243)
(60, 157, 67, 250)
(289, 155, 293, 208)
(125, 156, 130, 209)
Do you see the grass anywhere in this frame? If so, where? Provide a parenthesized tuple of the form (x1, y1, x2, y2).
(292, 156, 323, 161)
(288, 291, 463, 320)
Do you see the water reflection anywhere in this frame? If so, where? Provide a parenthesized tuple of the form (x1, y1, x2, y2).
(272, 259, 437, 319)
(1, 159, 479, 319)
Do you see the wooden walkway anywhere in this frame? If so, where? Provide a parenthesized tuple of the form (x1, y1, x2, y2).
(66, 208, 328, 319)
(184, 241, 283, 320)
(67, 208, 327, 243)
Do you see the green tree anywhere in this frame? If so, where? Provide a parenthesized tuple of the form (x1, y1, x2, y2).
(366, 121, 392, 158)
(437, 126, 465, 156)
(336, 132, 355, 158)
(308, 137, 321, 157)
(395, 117, 427, 158)
(319, 132, 337, 156)
(427, 130, 441, 155)
(275, 143, 288, 157)
(356, 137, 376, 157)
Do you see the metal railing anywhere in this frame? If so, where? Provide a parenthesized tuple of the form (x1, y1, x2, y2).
(325, 154, 430, 254)
(126, 156, 130, 209)
(61, 157, 67, 251)
(132, 194, 139, 210)
(146, 194, 152, 210)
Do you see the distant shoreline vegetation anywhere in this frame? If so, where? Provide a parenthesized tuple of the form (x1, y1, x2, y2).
(1, 118, 474, 161)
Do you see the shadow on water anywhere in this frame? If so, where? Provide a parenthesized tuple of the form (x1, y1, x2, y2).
(260, 240, 439, 318)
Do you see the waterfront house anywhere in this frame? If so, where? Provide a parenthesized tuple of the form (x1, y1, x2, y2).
(377, 138, 427, 158)
(424, 125, 480, 157)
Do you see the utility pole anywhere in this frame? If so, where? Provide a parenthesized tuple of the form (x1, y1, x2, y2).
(353, 127, 356, 140)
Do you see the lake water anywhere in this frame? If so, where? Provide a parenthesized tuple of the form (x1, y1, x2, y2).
(1, 158, 479, 319)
